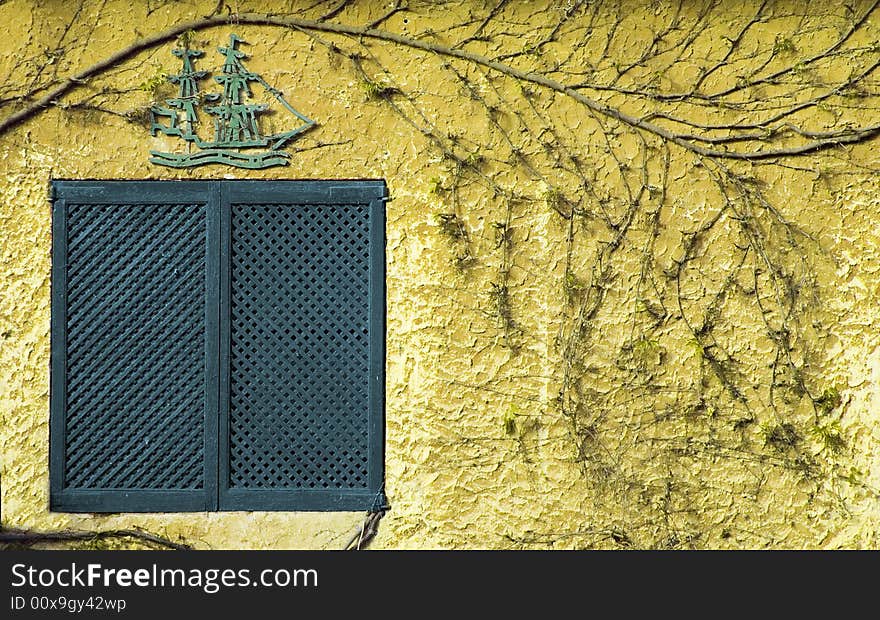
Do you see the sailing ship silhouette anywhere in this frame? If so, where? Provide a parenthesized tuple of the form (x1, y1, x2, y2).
(149, 34, 315, 169)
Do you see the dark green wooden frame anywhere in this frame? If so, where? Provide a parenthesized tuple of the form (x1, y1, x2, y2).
(50, 180, 386, 512)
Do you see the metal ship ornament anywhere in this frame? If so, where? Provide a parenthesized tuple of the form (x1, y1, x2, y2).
(149, 34, 315, 169)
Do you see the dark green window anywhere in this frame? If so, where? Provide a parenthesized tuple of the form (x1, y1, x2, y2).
(50, 180, 386, 512)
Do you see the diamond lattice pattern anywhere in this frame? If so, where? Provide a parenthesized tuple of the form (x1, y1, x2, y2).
(64, 203, 206, 490)
(229, 203, 371, 489)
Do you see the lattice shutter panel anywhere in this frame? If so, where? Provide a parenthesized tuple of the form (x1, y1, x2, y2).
(64, 203, 206, 490)
(224, 200, 379, 509)
(51, 182, 216, 512)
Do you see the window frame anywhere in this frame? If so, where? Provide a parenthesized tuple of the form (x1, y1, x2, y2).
(50, 179, 386, 513)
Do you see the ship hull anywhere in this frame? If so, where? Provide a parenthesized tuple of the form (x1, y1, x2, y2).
(149, 149, 289, 169)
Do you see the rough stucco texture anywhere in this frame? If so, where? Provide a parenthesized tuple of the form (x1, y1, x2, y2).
(1, 0, 879, 549)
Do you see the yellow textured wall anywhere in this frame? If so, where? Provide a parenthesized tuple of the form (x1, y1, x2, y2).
(1, 0, 879, 549)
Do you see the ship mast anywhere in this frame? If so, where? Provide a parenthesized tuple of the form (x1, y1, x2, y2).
(204, 34, 269, 147)
(149, 47, 206, 141)
(169, 49, 206, 136)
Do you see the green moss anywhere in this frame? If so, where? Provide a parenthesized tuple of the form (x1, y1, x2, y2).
(464, 150, 484, 169)
(436, 213, 468, 243)
(815, 387, 842, 415)
(138, 69, 168, 95)
(564, 272, 585, 302)
(543, 187, 564, 213)
(773, 37, 797, 55)
(361, 79, 400, 100)
(502, 406, 517, 435)
(809, 420, 845, 453)
(761, 422, 800, 451)
(428, 177, 445, 194)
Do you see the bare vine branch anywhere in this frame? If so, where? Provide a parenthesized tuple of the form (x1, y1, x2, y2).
(0, 527, 191, 550)
(2, 11, 878, 160)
